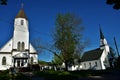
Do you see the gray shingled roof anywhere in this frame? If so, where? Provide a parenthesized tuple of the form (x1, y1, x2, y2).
(81, 48, 104, 62)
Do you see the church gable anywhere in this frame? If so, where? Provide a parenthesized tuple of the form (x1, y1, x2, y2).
(30, 43, 37, 53)
(0, 38, 12, 52)
(14, 52, 29, 58)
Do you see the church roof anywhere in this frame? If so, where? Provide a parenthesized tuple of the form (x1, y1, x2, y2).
(81, 48, 104, 62)
(0, 38, 37, 54)
(30, 43, 37, 53)
(0, 38, 12, 52)
(15, 8, 27, 20)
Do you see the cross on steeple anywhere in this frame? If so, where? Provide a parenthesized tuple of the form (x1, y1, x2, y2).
(21, 3, 24, 9)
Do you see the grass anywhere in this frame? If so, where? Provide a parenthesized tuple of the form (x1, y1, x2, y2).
(0, 69, 113, 80)
(0, 70, 31, 80)
(33, 70, 111, 80)
(0, 70, 10, 80)
(33, 70, 75, 80)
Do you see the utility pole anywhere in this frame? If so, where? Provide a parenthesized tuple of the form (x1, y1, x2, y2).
(114, 37, 120, 57)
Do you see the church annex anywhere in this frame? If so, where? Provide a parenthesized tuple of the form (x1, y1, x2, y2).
(0, 7, 38, 70)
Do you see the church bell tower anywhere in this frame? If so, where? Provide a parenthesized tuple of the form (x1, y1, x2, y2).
(99, 26, 109, 52)
(13, 7, 29, 52)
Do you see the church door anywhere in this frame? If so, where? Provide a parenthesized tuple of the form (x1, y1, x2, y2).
(17, 60, 20, 67)
(21, 60, 24, 66)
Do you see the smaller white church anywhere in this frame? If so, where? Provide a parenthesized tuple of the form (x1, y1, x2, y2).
(0, 7, 38, 70)
(81, 27, 114, 70)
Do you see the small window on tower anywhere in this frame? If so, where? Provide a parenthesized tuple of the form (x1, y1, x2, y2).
(22, 42, 25, 50)
(21, 20, 24, 25)
(18, 42, 21, 51)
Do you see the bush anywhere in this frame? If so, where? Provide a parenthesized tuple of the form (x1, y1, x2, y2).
(0, 70, 31, 80)
(0, 70, 10, 80)
(116, 56, 120, 68)
(14, 73, 31, 80)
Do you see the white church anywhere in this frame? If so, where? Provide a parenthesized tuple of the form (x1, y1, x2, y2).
(80, 27, 114, 70)
(0, 7, 38, 70)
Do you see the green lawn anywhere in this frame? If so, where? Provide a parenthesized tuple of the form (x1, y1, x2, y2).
(33, 70, 111, 80)
(0, 70, 112, 80)
(0, 70, 30, 80)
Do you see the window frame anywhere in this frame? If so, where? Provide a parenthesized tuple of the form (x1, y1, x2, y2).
(2, 56, 6, 65)
(95, 62, 97, 66)
(22, 42, 25, 51)
(17, 42, 21, 51)
(31, 57, 34, 64)
(21, 20, 24, 25)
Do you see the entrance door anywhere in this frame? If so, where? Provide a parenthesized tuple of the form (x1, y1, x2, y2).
(17, 60, 20, 67)
(21, 60, 24, 67)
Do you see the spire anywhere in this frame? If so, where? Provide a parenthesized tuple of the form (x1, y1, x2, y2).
(99, 24, 108, 49)
(99, 24, 104, 39)
(15, 3, 27, 20)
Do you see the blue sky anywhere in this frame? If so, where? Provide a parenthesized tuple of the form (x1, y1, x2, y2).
(0, 0, 120, 62)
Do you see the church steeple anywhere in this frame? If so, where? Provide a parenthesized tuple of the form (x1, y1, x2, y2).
(14, 4, 28, 30)
(15, 3, 27, 20)
(99, 25, 108, 50)
(100, 25, 104, 39)
(13, 5, 29, 50)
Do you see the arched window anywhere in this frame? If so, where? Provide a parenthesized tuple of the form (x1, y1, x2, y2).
(17, 42, 21, 51)
(22, 42, 25, 50)
(89, 63, 91, 68)
(21, 20, 24, 25)
(95, 62, 97, 66)
(31, 57, 34, 64)
(2, 56, 6, 65)
(21, 60, 24, 66)
(84, 63, 86, 68)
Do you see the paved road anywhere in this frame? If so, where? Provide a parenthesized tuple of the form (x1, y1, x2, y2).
(78, 70, 120, 80)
